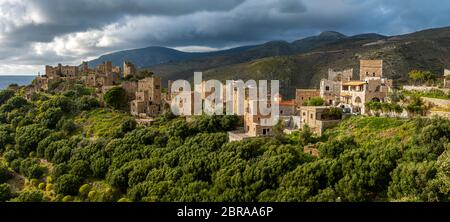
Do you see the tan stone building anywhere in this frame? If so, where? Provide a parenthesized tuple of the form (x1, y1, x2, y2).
(341, 79, 391, 114)
(317, 60, 392, 115)
(360, 59, 383, 80)
(243, 98, 274, 137)
(45, 64, 79, 78)
(339, 60, 392, 114)
(328, 68, 353, 82)
(320, 68, 353, 105)
(130, 77, 162, 118)
(296, 89, 320, 108)
(279, 100, 296, 116)
(299, 106, 342, 136)
(444, 69, 450, 88)
(34, 63, 82, 91)
(96, 61, 113, 74)
(121, 81, 138, 101)
(123, 61, 136, 78)
(85, 72, 120, 89)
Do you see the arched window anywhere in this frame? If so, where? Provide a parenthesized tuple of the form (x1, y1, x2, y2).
(372, 97, 381, 102)
(355, 96, 362, 104)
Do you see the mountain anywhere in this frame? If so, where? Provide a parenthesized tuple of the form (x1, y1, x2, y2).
(88, 31, 346, 69)
(143, 31, 354, 84)
(291, 31, 347, 51)
(87, 45, 255, 68)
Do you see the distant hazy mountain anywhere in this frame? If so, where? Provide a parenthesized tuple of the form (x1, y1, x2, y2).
(87, 45, 255, 68)
(88, 30, 350, 70)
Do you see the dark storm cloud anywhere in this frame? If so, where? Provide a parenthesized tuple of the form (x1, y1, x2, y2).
(1, 0, 450, 74)
(5, 0, 245, 43)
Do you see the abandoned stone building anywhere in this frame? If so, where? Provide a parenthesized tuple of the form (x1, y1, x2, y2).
(96, 61, 113, 74)
(295, 89, 320, 108)
(45, 64, 79, 78)
(121, 81, 138, 101)
(34, 63, 81, 91)
(130, 77, 162, 118)
(123, 61, 136, 78)
(86, 72, 120, 89)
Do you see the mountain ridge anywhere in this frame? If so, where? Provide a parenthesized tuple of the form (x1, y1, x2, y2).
(87, 30, 352, 69)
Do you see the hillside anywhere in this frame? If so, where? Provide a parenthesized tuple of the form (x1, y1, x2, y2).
(1, 84, 450, 202)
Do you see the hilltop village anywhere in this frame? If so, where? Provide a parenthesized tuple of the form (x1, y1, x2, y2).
(26, 59, 450, 146)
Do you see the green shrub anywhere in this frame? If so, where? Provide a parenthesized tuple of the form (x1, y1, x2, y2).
(0, 165, 13, 183)
(55, 174, 82, 195)
(38, 182, 46, 190)
(62, 195, 73, 202)
(45, 183, 54, 192)
(306, 97, 325, 106)
(11, 190, 45, 202)
(0, 183, 12, 201)
(117, 197, 131, 202)
(30, 178, 40, 187)
(103, 87, 127, 110)
(79, 184, 91, 197)
(0, 90, 15, 106)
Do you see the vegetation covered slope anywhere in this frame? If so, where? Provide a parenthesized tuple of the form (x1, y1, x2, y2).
(0, 86, 449, 202)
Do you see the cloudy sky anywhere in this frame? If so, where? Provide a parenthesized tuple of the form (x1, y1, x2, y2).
(1, 0, 450, 75)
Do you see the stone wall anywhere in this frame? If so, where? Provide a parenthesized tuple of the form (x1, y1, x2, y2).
(403, 85, 450, 93)
(328, 68, 353, 81)
(304, 145, 320, 157)
(429, 110, 450, 119)
(421, 97, 450, 107)
(121, 81, 138, 101)
(296, 89, 320, 107)
(360, 59, 383, 80)
(317, 119, 341, 136)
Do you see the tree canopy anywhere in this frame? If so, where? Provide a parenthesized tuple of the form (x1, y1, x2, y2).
(103, 87, 127, 110)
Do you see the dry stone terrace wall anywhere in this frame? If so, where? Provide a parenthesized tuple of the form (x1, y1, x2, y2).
(422, 97, 450, 107)
(403, 85, 450, 93)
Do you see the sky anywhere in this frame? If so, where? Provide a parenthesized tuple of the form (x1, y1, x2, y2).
(1, 0, 450, 75)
